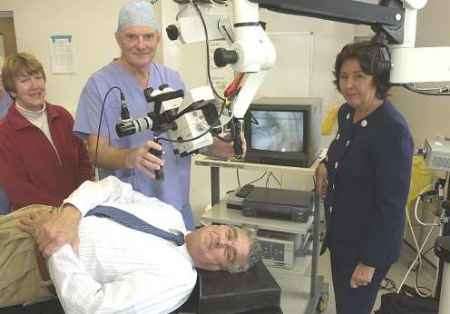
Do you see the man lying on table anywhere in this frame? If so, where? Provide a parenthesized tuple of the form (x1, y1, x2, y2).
(10, 176, 261, 314)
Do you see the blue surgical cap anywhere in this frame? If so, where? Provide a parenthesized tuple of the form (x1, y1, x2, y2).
(117, 0, 160, 32)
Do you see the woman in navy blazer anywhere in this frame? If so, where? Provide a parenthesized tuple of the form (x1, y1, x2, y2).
(315, 41, 414, 314)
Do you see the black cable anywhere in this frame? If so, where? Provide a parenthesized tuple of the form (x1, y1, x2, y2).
(246, 171, 267, 186)
(271, 172, 282, 187)
(415, 266, 432, 296)
(236, 168, 241, 188)
(157, 125, 212, 144)
(95, 86, 123, 168)
(265, 171, 282, 188)
(221, 24, 234, 43)
(402, 84, 450, 96)
(412, 245, 436, 297)
(192, 1, 226, 101)
(158, 124, 235, 147)
(172, 0, 232, 132)
(265, 173, 271, 188)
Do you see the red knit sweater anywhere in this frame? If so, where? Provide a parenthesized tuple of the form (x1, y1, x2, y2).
(0, 103, 93, 210)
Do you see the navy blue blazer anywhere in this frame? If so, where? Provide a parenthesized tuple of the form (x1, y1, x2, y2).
(324, 100, 414, 269)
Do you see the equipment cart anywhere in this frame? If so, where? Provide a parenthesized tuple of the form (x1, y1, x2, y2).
(194, 155, 329, 313)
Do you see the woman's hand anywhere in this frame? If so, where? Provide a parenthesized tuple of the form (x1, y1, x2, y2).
(350, 263, 375, 288)
(315, 162, 328, 199)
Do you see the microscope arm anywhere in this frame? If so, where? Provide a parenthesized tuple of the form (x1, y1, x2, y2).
(171, 0, 450, 119)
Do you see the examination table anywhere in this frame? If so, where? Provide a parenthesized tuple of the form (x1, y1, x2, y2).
(0, 261, 281, 314)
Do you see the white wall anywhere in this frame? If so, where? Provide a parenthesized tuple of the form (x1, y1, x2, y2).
(0, 0, 162, 113)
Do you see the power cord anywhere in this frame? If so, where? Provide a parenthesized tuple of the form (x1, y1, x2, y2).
(234, 170, 282, 191)
(414, 245, 435, 297)
(403, 84, 450, 96)
(265, 171, 282, 188)
(244, 171, 268, 187)
(95, 86, 124, 169)
(231, 170, 268, 196)
(236, 168, 241, 188)
(399, 186, 439, 297)
(191, 1, 226, 101)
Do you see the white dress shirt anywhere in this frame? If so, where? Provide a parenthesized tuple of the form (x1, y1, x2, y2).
(48, 176, 197, 314)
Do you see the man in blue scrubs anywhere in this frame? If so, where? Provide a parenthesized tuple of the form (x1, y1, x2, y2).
(74, 0, 234, 230)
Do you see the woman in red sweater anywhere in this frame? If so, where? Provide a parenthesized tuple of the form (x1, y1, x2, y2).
(0, 52, 93, 211)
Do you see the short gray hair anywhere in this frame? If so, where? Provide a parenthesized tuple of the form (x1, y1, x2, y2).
(226, 226, 262, 273)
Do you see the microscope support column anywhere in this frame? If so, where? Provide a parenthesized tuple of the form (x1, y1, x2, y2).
(435, 235, 450, 314)
(439, 262, 450, 314)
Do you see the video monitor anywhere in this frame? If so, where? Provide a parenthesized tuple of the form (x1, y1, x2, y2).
(243, 97, 321, 167)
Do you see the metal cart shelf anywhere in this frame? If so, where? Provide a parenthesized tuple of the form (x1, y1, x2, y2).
(194, 155, 329, 313)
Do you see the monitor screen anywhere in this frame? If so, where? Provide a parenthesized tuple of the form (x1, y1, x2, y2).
(250, 110, 304, 153)
(243, 97, 321, 167)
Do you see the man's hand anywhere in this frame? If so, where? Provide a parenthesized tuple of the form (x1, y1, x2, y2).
(125, 141, 164, 179)
(18, 205, 81, 258)
(315, 162, 328, 199)
(350, 263, 375, 288)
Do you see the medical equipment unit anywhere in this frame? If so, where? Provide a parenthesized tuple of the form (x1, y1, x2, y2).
(421, 138, 450, 314)
(425, 137, 450, 173)
(115, 85, 218, 156)
(407, 139, 450, 314)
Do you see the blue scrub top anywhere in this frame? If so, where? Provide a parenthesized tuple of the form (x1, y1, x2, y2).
(0, 92, 12, 119)
(74, 62, 194, 229)
(0, 93, 12, 213)
(324, 100, 413, 268)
